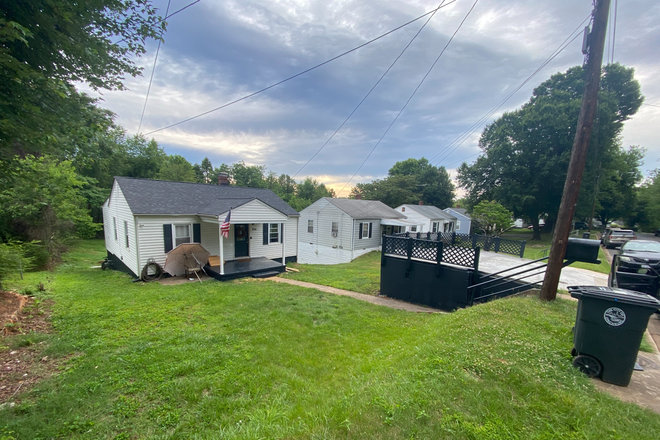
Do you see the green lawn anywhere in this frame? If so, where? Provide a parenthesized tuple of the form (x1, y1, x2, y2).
(2, 240, 659, 439)
(283, 251, 381, 295)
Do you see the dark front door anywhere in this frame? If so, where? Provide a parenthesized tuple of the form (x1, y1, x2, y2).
(234, 224, 249, 257)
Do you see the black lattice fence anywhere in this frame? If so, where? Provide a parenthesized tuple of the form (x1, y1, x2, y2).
(382, 235, 479, 270)
(387, 232, 524, 258)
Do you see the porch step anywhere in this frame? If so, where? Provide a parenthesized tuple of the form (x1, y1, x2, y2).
(252, 271, 281, 279)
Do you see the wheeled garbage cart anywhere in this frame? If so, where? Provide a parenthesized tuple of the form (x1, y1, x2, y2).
(568, 285, 660, 386)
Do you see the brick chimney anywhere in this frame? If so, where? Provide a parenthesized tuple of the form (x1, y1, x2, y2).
(355, 194, 362, 200)
(218, 172, 229, 186)
(418, 200, 423, 205)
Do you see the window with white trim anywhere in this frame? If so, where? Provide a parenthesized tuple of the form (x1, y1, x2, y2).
(308, 219, 314, 233)
(174, 224, 191, 247)
(410, 226, 417, 232)
(269, 223, 279, 243)
(124, 220, 129, 248)
(331, 222, 339, 237)
(113, 217, 117, 240)
(432, 222, 440, 233)
(456, 220, 461, 230)
(361, 222, 369, 238)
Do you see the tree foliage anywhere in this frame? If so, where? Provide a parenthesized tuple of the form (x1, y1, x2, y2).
(471, 201, 514, 236)
(0, 0, 165, 156)
(351, 158, 455, 208)
(458, 64, 643, 239)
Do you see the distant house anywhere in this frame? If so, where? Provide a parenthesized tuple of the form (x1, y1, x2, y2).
(297, 197, 420, 265)
(102, 176, 299, 279)
(444, 208, 472, 234)
(394, 204, 457, 233)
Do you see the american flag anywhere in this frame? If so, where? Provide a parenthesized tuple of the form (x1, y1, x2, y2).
(221, 210, 231, 238)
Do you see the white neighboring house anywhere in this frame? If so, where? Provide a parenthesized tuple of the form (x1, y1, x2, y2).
(298, 198, 419, 265)
(394, 204, 458, 233)
(444, 208, 472, 234)
(102, 176, 299, 279)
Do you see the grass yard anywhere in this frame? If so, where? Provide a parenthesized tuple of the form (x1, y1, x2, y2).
(283, 251, 381, 295)
(1, 240, 659, 439)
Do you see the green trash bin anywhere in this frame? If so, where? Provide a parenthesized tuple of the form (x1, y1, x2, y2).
(568, 285, 660, 386)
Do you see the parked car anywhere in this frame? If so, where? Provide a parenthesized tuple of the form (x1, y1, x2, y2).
(601, 228, 636, 249)
(608, 240, 660, 299)
(654, 228, 660, 237)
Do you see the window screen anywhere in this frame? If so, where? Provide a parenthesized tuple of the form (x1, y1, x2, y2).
(175, 224, 191, 247)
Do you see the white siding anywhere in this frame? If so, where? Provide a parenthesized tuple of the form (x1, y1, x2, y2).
(136, 215, 201, 271)
(229, 199, 288, 223)
(298, 200, 355, 264)
(103, 181, 139, 276)
(353, 219, 382, 251)
(249, 219, 297, 260)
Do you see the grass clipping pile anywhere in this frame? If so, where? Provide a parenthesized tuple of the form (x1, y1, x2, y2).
(0, 290, 54, 405)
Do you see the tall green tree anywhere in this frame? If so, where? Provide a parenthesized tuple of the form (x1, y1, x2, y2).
(352, 157, 455, 208)
(471, 201, 514, 236)
(157, 155, 196, 183)
(458, 64, 643, 239)
(0, 0, 164, 156)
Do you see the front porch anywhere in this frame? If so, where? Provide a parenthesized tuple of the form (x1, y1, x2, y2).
(205, 257, 286, 281)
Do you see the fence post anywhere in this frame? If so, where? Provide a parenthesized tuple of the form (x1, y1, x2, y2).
(436, 241, 444, 277)
(471, 234, 477, 249)
(416, 232, 421, 239)
(406, 231, 410, 238)
(494, 237, 501, 253)
(407, 237, 413, 261)
(426, 231, 431, 240)
(452, 231, 456, 245)
(381, 235, 387, 267)
(474, 247, 480, 272)
(520, 240, 526, 258)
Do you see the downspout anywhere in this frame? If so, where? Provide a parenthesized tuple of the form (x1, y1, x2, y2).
(281, 221, 286, 266)
(350, 218, 355, 260)
(134, 215, 140, 277)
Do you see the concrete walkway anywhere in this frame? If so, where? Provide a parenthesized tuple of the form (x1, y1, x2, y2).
(268, 277, 443, 313)
(478, 251, 608, 290)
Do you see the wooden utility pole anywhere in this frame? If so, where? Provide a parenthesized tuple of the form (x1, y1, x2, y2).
(540, 0, 611, 301)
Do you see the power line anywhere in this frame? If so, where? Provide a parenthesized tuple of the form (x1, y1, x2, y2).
(429, 15, 590, 166)
(138, 0, 172, 135)
(611, 0, 618, 63)
(335, 0, 481, 197)
(143, 2, 457, 136)
(643, 103, 660, 108)
(166, 0, 201, 19)
(291, 0, 450, 179)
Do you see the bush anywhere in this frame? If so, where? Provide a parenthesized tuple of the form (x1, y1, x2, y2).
(0, 241, 35, 290)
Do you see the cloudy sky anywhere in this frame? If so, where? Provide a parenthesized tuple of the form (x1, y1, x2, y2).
(89, 0, 660, 196)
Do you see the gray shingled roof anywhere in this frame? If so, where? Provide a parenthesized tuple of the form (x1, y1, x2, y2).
(403, 204, 457, 221)
(446, 207, 470, 218)
(324, 198, 405, 220)
(113, 177, 299, 216)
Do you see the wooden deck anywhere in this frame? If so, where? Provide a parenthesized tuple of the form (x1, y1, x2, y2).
(205, 257, 285, 281)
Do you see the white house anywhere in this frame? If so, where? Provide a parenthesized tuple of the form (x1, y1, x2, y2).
(394, 204, 457, 233)
(444, 208, 472, 235)
(102, 176, 299, 279)
(297, 197, 419, 265)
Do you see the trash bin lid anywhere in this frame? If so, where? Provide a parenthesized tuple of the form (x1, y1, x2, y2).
(568, 285, 660, 308)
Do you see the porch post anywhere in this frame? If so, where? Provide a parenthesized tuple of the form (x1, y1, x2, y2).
(218, 218, 225, 275)
(281, 222, 286, 266)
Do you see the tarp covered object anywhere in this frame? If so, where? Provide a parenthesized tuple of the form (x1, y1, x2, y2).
(164, 243, 211, 277)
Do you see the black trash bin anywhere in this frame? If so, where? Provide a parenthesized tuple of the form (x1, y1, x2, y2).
(568, 286, 660, 386)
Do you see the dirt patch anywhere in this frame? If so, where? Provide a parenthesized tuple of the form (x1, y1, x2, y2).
(0, 290, 56, 404)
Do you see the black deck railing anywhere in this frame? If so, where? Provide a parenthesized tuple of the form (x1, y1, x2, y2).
(392, 232, 525, 258)
(383, 234, 479, 270)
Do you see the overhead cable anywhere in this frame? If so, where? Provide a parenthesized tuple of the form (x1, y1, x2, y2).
(143, 2, 457, 135)
(291, 0, 450, 178)
(429, 14, 590, 167)
(138, 0, 172, 135)
(335, 0, 481, 197)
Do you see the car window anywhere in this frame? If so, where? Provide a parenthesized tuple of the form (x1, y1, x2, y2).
(623, 241, 660, 252)
(611, 231, 634, 236)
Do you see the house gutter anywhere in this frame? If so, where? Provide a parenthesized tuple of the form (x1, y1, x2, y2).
(134, 215, 141, 276)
